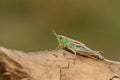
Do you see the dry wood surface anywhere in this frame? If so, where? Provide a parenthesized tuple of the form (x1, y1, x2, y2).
(0, 47, 120, 80)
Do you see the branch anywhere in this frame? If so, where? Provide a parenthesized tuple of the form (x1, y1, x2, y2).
(0, 47, 120, 80)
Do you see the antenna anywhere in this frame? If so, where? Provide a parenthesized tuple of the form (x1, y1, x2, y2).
(51, 28, 58, 37)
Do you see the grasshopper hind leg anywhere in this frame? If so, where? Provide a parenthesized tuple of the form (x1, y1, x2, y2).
(87, 51, 104, 60)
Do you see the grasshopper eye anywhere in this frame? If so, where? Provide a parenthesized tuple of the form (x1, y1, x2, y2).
(59, 36, 63, 39)
(58, 35, 63, 39)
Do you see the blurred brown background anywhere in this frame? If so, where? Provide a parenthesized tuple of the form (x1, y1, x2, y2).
(0, 0, 120, 61)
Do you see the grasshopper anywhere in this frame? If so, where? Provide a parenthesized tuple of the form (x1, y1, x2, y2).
(52, 29, 104, 60)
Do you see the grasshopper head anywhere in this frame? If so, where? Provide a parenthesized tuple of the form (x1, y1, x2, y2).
(57, 35, 65, 39)
(57, 35, 69, 46)
(57, 35, 66, 41)
(51, 29, 68, 45)
(51, 28, 66, 40)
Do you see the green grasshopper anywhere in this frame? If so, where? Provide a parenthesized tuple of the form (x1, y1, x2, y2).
(52, 29, 104, 60)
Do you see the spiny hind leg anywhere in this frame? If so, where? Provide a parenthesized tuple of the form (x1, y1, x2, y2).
(89, 51, 104, 60)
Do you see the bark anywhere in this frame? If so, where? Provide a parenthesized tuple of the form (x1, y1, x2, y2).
(0, 47, 120, 80)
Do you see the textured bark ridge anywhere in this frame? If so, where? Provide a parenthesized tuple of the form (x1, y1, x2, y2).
(0, 47, 120, 80)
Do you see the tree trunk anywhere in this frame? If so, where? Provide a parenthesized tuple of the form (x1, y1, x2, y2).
(0, 47, 120, 80)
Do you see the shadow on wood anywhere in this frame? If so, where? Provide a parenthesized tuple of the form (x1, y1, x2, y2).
(0, 47, 120, 80)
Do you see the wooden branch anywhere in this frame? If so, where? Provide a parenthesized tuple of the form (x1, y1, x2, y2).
(0, 47, 120, 80)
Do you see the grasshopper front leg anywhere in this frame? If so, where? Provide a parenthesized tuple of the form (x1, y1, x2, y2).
(56, 44, 65, 50)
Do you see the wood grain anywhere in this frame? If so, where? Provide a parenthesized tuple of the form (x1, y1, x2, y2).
(0, 47, 120, 80)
